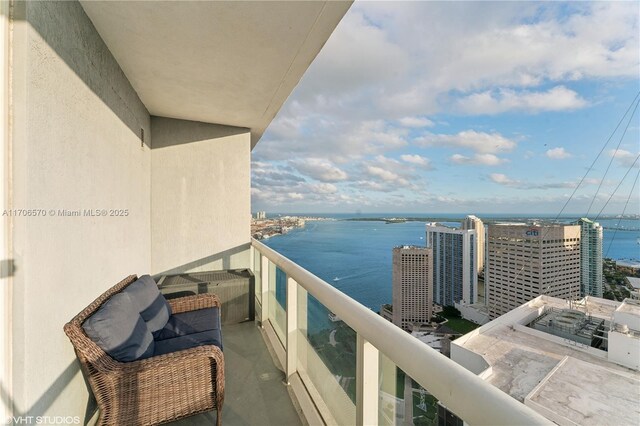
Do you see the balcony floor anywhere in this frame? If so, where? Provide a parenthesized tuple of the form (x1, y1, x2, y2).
(169, 321, 303, 426)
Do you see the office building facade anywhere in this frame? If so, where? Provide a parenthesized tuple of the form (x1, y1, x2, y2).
(486, 224, 581, 319)
(392, 246, 433, 330)
(426, 224, 477, 307)
(461, 215, 485, 275)
(578, 218, 603, 298)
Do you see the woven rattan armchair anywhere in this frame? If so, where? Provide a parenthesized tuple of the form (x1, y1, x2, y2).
(64, 275, 224, 426)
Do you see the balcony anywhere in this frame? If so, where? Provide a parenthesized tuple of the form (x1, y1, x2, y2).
(0, 2, 562, 424)
(167, 240, 551, 425)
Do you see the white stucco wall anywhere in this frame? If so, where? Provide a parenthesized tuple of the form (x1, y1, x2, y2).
(455, 302, 489, 325)
(150, 117, 251, 275)
(7, 1, 253, 422)
(9, 1, 151, 420)
(608, 331, 640, 371)
(450, 340, 491, 376)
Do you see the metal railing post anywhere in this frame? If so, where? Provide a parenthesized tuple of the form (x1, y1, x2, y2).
(356, 333, 379, 426)
(286, 276, 298, 382)
(260, 255, 269, 327)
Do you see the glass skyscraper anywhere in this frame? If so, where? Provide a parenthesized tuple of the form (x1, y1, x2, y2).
(426, 223, 477, 307)
(578, 218, 604, 298)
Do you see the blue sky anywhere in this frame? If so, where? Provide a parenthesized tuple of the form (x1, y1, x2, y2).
(252, 1, 639, 215)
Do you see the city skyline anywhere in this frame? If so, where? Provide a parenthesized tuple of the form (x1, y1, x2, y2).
(252, 1, 640, 214)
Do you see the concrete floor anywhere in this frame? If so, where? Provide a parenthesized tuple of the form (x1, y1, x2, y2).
(169, 321, 303, 426)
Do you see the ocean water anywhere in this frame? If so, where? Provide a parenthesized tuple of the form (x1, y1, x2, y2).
(263, 215, 640, 311)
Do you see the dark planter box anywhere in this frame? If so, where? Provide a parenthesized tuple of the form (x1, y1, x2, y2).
(156, 269, 255, 325)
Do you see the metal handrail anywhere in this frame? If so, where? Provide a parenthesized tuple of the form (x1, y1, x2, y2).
(252, 238, 551, 425)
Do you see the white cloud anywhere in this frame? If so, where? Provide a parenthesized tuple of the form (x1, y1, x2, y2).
(415, 130, 517, 154)
(489, 173, 577, 190)
(398, 116, 434, 128)
(400, 154, 431, 166)
(365, 166, 408, 185)
(489, 173, 516, 186)
(311, 183, 338, 194)
(287, 192, 304, 200)
(296, 9, 410, 100)
(609, 149, 640, 168)
(451, 153, 508, 166)
(252, 2, 639, 211)
(254, 117, 409, 163)
(357, 155, 424, 189)
(546, 147, 573, 160)
(458, 86, 588, 115)
(291, 158, 348, 182)
(583, 178, 601, 185)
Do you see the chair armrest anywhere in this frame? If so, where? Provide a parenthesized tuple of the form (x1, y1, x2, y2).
(167, 293, 221, 314)
(120, 344, 223, 374)
(90, 343, 224, 376)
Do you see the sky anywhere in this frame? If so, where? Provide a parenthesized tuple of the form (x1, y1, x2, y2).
(251, 1, 640, 215)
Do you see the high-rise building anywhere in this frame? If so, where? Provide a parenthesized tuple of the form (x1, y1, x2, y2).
(486, 223, 580, 319)
(255, 211, 267, 220)
(392, 246, 433, 330)
(461, 215, 485, 275)
(578, 218, 603, 298)
(425, 223, 477, 307)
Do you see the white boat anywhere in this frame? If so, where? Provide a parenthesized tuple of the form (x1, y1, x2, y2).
(328, 311, 341, 322)
(333, 277, 340, 282)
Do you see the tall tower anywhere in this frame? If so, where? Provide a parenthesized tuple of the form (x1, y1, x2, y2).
(426, 223, 477, 307)
(486, 223, 581, 319)
(578, 218, 603, 298)
(461, 215, 485, 275)
(392, 246, 433, 331)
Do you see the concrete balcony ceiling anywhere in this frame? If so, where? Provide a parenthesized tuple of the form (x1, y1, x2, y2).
(80, 1, 351, 147)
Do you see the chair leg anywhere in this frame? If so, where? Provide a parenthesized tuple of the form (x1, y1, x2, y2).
(216, 408, 222, 426)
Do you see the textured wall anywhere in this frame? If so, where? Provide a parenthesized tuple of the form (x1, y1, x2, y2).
(10, 1, 151, 419)
(150, 117, 251, 275)
(8, 2, 253, 421)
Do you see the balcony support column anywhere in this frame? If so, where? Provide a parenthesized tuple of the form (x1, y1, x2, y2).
(356, 334, 379, 426)
(260, 255, 269, 327)
(285, 276, 297, 382)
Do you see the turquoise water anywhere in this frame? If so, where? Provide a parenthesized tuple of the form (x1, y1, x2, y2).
(264, 215, 640, 311)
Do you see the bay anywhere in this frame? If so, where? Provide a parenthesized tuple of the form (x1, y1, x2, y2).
(263, 214, 640, 311)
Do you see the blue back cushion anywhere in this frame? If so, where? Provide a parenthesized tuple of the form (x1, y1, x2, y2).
(82, 292, 154, 362)
(123, 275, 171, 334)
(154, 329, 223, 356)
(154, 307, 220, 341)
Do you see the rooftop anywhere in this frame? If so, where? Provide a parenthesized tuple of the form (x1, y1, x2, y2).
(452, 296, 640, 426)
(627, 277, 640, 290)
(394, 245, 430, 250)
(616, 298, 640, 316)
(526, 356, 639, 426)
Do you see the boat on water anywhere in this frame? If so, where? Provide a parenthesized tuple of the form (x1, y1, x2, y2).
(333, 277, 340, 282)
(385, 218, 407, 224)
(328, 311, 341, 322)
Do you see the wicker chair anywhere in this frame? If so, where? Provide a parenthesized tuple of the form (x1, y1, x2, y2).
(64, 275, 225, 426)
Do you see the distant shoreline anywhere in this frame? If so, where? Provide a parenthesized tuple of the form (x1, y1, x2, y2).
(344, 216, 640, 230)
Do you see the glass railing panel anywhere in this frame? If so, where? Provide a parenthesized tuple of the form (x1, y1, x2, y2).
(296, 284, 356, 425)
(268, 261, 286, 344)
(379, 352, 443, 426)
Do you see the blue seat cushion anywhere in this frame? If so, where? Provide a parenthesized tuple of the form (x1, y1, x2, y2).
(154, 307, 220, 341)
(153, 329, 223, 356)
(82, 292, 155, 362)
(122, 275, 171, 334)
